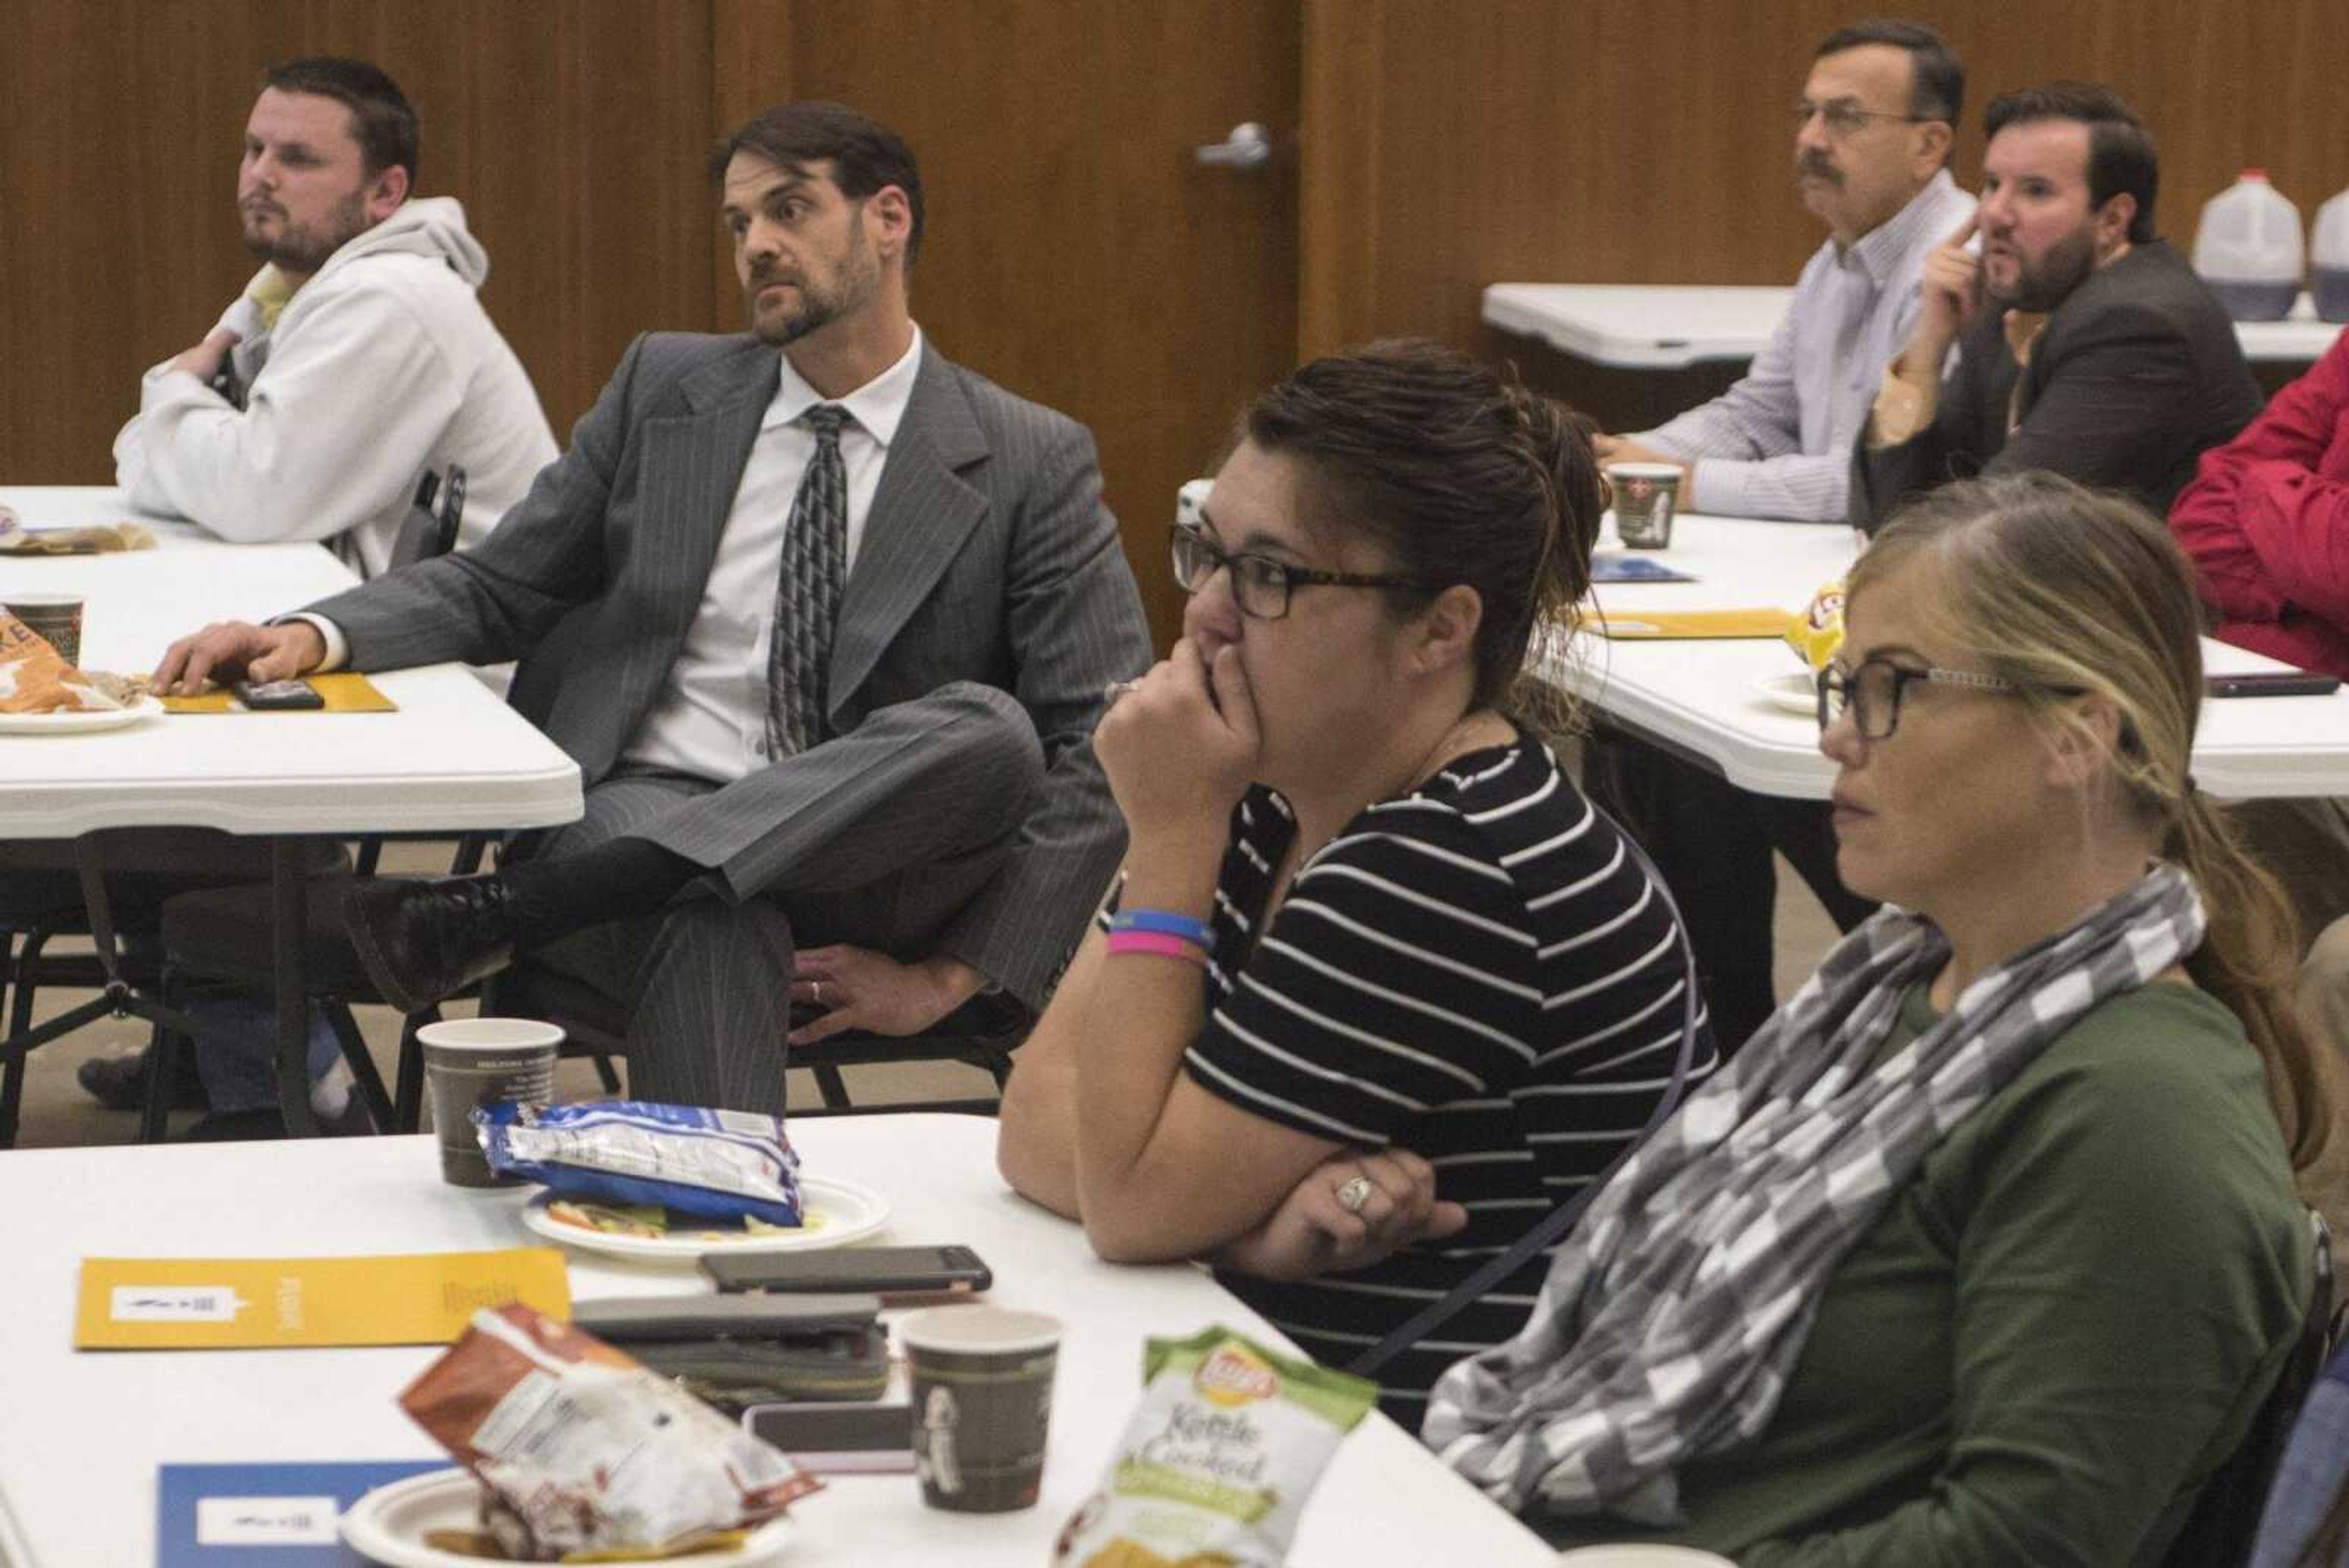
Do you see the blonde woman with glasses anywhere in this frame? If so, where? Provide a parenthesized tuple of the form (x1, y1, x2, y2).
(1430, 472, 2340, 1562)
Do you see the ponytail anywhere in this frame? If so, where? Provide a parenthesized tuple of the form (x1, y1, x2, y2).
(2173, 789, 2337, 1178)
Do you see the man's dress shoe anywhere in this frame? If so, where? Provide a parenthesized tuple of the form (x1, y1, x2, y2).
(343, 875, 518, 1015)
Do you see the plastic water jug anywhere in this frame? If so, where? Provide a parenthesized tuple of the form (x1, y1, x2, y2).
(2194, 169, 2304, 322)
(2314, 185, 2349, 323)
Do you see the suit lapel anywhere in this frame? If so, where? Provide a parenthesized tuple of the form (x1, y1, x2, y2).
(827, 346, 990, 715)
(580, 344, 776, 778)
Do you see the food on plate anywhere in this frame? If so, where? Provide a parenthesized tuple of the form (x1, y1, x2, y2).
(544, 1198, 818, 1243)
(84, 670, 151, 705)
(478, 1100, 803, 1227)
(1783, 576, 1847, 671)
(400, 1302, 818, 1561)
(0, 613, 121, 714)
(1051, 1327, 1376, 1568)
(0, 520, 156, 554)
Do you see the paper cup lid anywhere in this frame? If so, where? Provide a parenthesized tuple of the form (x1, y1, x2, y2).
(899, 1306, 1064, 1355)
(415, 1018, 566, 1052)
(1603, 462, 1685, 480)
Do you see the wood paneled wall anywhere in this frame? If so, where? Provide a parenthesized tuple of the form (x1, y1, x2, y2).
(1301, 0, 2349, 357)
(0, 0, 722, 482)
(7, 0, 2343, 530)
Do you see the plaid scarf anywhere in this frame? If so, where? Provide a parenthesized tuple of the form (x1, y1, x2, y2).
(1422, 864, 2206, 1525)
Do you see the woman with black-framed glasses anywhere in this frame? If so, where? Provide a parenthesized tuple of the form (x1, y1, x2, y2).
(1431, 472, 2342, 1561)
(996, 340, 1713, 1419)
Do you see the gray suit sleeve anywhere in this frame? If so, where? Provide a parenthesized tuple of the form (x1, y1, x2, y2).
(302, 335, 652, 667)
(929, 420, 1152, 1009)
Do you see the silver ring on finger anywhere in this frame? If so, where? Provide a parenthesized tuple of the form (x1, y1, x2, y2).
(1103, 678, 1141, 707)
(811, 979, 823, 1006)
(1335, 1175, 1375, 1216)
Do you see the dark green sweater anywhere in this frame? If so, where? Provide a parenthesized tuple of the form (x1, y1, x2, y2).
(1541, 981, 2312, 1566)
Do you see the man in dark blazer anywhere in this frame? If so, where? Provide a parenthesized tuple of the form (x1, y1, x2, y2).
(155, 102, 1153, 1112)
(1852, 81, 2262, 528)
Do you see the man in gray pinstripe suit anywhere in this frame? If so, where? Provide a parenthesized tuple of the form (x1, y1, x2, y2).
(155, 102, 1152, 1113)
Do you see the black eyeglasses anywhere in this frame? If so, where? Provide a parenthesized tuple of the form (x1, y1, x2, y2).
(1816, 656, 2019, 739)
(1792, 100, 1934, 137)
(1168, 526, 1444, 621)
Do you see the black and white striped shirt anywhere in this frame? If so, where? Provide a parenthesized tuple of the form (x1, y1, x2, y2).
(1180, 729, 1714, 1420)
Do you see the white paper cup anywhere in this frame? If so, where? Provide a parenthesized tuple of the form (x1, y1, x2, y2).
(900, 1306, 1064, 1512)
(417, 1018, 563, 1187)
(1604, 462, 1683, 549)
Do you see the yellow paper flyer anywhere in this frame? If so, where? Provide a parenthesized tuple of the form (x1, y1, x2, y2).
(75, 1248, 570, 1350)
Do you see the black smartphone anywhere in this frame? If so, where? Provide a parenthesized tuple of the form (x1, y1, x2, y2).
(231, 677, 326, 710)
(702, 1243, 991, 1298)
(743, 1400, 914, 1473)
(2205, 671, 2343, 698)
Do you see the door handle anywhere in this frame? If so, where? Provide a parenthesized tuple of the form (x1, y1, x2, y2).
(1195, 122, 1272, 170)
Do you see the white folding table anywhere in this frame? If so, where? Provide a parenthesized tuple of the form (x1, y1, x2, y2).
(1485, 281, 2347, 371)
(0, 1113, 1555, 1567)
(0, 486, 582, 1134)
(1552, 513, 2349, 801)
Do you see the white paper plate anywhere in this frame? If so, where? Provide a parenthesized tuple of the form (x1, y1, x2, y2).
(521, 1173, 891, 1263)
(0, 696, 163, 734)
(341, 1467, 796, 1567)
(1750, 670, 1818, 717)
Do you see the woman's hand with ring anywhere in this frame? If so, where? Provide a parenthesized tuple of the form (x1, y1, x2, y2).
(1216, 1148, 1468, 1284)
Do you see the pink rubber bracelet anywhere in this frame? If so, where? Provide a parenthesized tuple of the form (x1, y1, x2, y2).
(1104, 929, 1208, 964)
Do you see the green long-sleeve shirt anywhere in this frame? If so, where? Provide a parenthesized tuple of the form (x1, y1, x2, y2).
(1541, 981, 2312, 1566)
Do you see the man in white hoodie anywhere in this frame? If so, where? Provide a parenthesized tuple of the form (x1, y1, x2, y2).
(114, 57, 554, 577)
(79, 59, 555, 1134)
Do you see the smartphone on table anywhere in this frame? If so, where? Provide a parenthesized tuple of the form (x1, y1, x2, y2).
(231, 677, 325, 710)
(701, 1243, 991, 1299)
(2205, 670, 2342, 698)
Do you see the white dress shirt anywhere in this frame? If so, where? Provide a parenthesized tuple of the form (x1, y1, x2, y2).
(621, 326, 927, 782)
(306, 326, 928, 780)
(1637, 171, 1976, 522)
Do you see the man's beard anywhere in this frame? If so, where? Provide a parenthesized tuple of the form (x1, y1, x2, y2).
(1991, 225, 2098, 313)
(242, 190, 368, 275)
(747, 237, 879, 348)
(751, 273, 852, 347)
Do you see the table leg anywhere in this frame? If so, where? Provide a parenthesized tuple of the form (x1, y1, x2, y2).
(273, 837, 319, 1137)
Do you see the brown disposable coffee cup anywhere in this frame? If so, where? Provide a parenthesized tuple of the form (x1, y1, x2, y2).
(901, 1306, 1064, 1513)
(417, 1018, 562, 1187)
(2, 593, 85, 666)
(1605, 462, 1683, 549)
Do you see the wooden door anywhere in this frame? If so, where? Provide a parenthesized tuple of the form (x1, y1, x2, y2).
(718, 0, 1304, 648)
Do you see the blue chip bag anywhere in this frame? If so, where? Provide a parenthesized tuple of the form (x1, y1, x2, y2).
(474, 1100, 803, 1225)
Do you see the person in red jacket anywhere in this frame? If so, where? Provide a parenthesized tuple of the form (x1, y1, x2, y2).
(2172, 333, 2349, 678)
(2172, 333, 2349, 998)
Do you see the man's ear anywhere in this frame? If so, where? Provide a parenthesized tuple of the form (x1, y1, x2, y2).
(2043, 690, 2126, 792)
(2093, 191, 2137, 258)
(866, 184, 913, 262)
(1911, 121, 1954, 182)
(1408, 584, 1483, 678)
(363, 163, 409, 225)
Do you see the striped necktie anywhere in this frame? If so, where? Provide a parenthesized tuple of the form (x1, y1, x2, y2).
(767, 403, 850, 757)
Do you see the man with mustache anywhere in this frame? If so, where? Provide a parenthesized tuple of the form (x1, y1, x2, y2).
(152, 101, 1152, 1117)
(113, 57, 554, 578)
(1854, 81, 2262, 527)
(1583, 22, 1972, 1055)
(1596, 21, 1973, 524)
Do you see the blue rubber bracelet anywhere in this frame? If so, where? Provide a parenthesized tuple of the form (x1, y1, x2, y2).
(1108, 908, 1214, 948)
